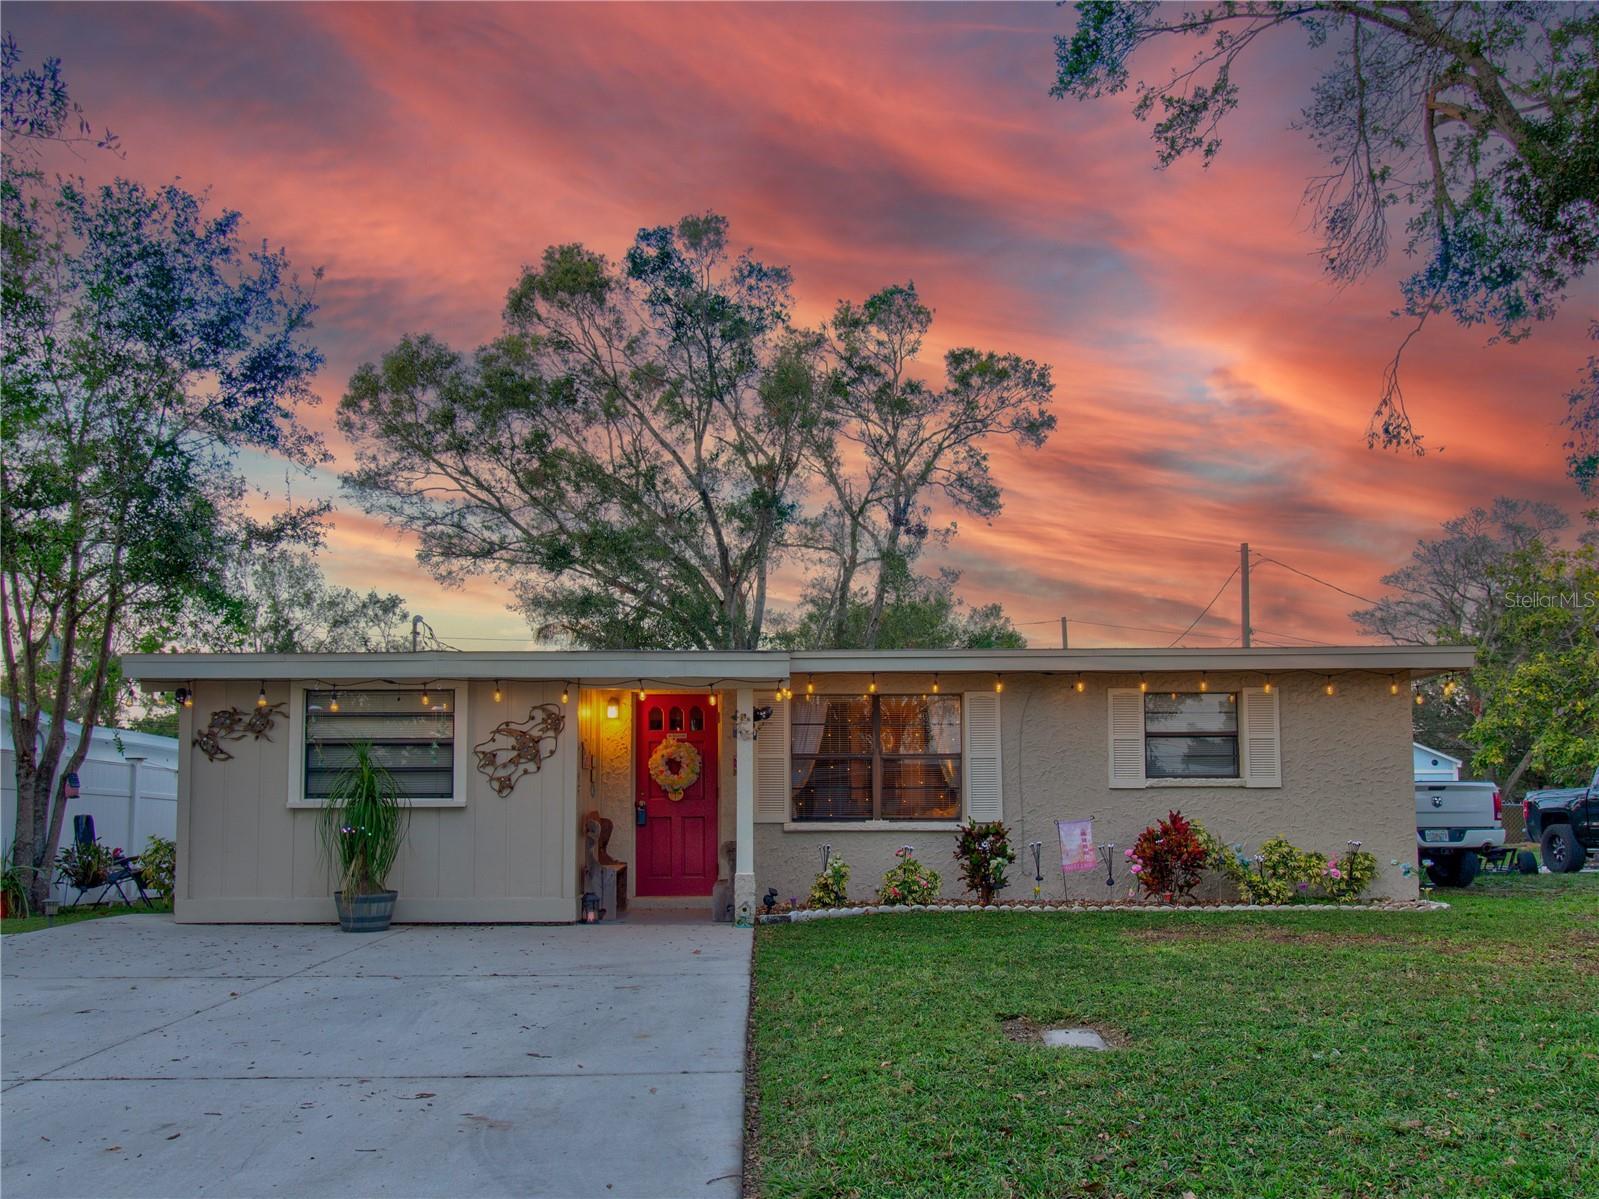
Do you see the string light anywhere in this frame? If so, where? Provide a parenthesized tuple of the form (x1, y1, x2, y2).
(1138, 674, 1148, 693)
(421, 685, 430, 707)
(1262, 676, 1274, 694)
(1389, 676, 1400, 696)
(1442, 679, 1458, 699)
(709, 693, 718, 707)
(560, 683, 570, 705)
(806, 674, 815, 695)
(931, 674, 940, 694)
(1323, 676, 1336, 697)
(606, 696, 621, 720)
(1415, 692, 1425, 706)
(493, 680, 502, 703)
(1199, 672, 1209, 692)
(994, 674, 1004, 694)
(637, 684, 647, 701)
(868, 674, 877, 694)
(256, 682, 268, 709)
(1074, 674, 1085, 693)
(329, 690, 340, 713)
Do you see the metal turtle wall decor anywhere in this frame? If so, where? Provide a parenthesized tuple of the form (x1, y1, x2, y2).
(474, 703, 565, 796)
(194, 702, 287, 762)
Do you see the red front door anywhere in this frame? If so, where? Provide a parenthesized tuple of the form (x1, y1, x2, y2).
(635, 695, 720, 896)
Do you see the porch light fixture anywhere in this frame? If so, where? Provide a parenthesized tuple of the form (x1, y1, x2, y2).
(256, 682, 268, 708)
(493, 680, 502, 703)
(606, 696, 621, 720)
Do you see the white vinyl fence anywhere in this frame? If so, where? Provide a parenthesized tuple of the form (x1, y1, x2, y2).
(3, 699, 178, 903)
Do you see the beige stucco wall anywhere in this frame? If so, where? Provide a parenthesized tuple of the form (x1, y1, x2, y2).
(175, 678, 578, 922)
(754, 670, 1418, 904)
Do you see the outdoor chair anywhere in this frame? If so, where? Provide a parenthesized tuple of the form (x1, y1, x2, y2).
(64, 815, 156, 911)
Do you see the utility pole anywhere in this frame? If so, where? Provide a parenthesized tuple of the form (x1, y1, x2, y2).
(1060, 617, 1069, 649)
(1240, 543, 1251, 648)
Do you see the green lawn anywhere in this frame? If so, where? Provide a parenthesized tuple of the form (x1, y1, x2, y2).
(750, 873, 1599, 1199)
(1, 898, 170, 935)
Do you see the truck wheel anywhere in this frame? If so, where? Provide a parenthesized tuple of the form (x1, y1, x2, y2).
(1516, 850, 1539, 875)
(1541, 825, 1586, 873)
(1426, 853, 1478, 887)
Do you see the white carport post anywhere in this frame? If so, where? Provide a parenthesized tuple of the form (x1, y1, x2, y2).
(734, 686, 756, 927)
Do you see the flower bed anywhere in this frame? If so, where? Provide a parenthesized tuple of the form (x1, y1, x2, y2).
(757, 896, 1447, 923)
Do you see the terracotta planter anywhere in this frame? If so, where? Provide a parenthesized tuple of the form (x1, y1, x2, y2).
(334, 889, 397, 932)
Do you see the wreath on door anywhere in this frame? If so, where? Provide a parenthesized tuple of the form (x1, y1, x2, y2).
(647, 735, 702, 801)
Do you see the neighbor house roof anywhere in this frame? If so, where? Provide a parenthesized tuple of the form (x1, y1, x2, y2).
(123, 644, 1474, 688)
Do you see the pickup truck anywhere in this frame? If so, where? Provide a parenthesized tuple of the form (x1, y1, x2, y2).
(1416, 780, 1503, 887)
(1525, 766, 1598, 873)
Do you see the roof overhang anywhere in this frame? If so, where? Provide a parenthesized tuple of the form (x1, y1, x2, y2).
(122, 645, 1474, 690)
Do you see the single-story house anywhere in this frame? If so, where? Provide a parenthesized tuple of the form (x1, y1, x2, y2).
(1413, 742, 1463, 782)
(122, 645, 1474, 925)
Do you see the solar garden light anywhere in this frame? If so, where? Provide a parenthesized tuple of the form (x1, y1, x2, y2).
(1098, 843, 1118, 888)
(1028, 841, 1043, 899)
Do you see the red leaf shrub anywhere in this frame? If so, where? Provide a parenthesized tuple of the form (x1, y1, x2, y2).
(1127, 810, 1209, 901)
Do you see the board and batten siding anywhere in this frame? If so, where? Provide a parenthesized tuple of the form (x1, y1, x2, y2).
(175, 679, 578, 922)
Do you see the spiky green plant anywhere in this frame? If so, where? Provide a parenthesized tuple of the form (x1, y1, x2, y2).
(317, 743, 409, 896)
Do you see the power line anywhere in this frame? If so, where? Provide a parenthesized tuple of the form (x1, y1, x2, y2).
(1167, 566, 1241, 648)
(1252, 555, 1380, 607)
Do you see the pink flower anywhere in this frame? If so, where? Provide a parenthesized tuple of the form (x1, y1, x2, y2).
(1123, 848, 1134, 858)
(1129, 863, 1143, 874)
(1329, 868, 1342, 879)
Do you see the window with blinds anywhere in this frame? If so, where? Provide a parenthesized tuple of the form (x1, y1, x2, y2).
(305, 689, 456, 801)
(790, 694, 961, 821)
(1143, 692, 1239, 779)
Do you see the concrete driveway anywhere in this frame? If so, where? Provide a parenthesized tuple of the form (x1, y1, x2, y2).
(2, 916, 750, 1198)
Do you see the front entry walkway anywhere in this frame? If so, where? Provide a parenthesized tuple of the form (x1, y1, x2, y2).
(2, 916, 751, 1197)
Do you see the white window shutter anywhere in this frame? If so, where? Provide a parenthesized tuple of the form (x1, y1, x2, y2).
(962, 692, 1002, 822)
(755, 690, 789, 822)
(1107, 689, 1146, 788)
(1240, 687, 1282, 788)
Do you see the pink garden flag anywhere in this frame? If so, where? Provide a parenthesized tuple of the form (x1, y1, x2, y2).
(1057, 819, 1095, 874)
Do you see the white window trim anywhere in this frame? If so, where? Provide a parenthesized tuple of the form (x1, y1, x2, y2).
(287, 679, 469, 809)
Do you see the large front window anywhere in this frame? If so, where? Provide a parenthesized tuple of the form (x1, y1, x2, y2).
(1144, 692, 1238, 779)
(305, 689, 456, 801)
(790, 694, 961, 821)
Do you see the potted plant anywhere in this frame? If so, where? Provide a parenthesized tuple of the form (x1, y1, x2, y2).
(317, 743, 410, 932)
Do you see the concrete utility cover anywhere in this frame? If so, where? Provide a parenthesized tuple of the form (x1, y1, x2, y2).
(2, 915, 752, 1198)
(1042, 1027, 1111, 1050)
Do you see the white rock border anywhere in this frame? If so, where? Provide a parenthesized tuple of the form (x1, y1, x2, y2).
(757, 898, 1449, 924)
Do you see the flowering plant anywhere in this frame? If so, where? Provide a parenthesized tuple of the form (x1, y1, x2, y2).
(876, 846, 942, 905)
(1322, 841, 1379, 900)
(808, 852, 850, 908)
(1126, 810, 1210, 901)
(954, 820, 1014, 904)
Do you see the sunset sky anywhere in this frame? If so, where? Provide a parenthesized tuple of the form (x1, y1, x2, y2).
(8, 2, 1592, 649)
